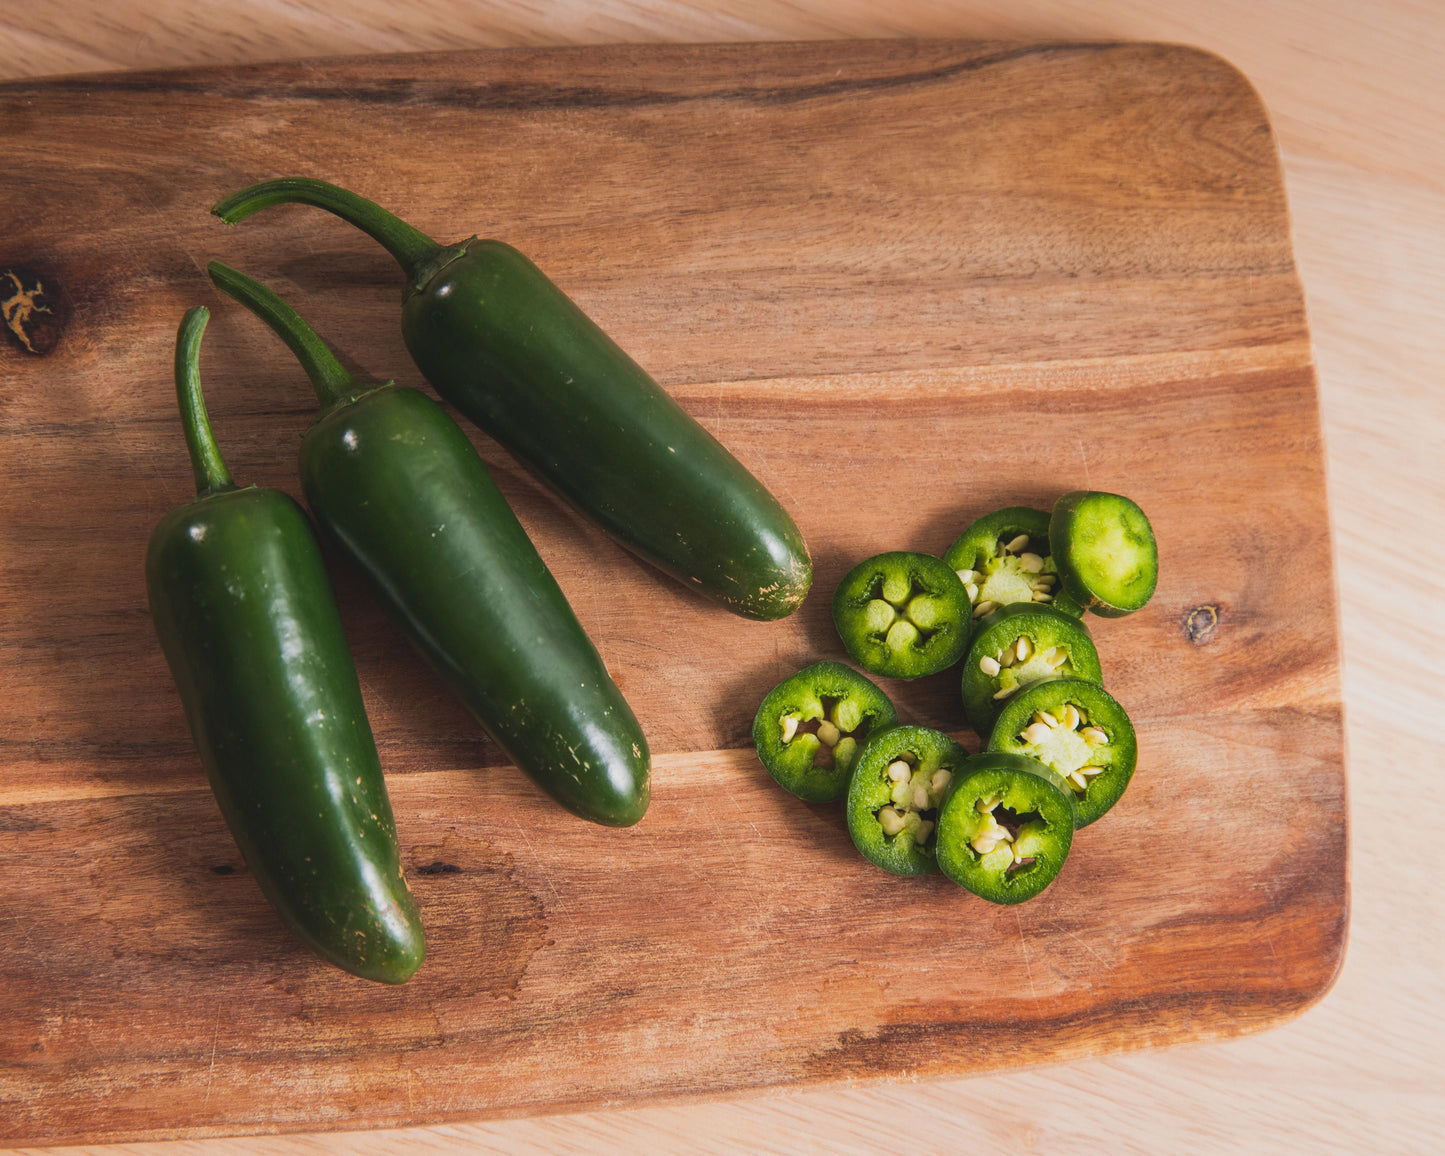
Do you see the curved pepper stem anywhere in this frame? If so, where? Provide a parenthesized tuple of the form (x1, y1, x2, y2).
(174, 306, 235, 496)
(211, 177, 441, 283)
(207, 261, 360, 410)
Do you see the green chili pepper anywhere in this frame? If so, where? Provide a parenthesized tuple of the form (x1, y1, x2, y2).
(210, 178, 812, 622)
(987, 678, 1137, 827)
(752, 661, 898, 802)
(1049, 491, 1158, 617)
(145, 307, 425, 983)
(935, 752, 1076, 905)
(845, 725, 970, 876)
(960, 603, 1104, 737)
(943, 506, 1083, 619)
(208, 261, 650, 828)
(832, 552, 971, 679)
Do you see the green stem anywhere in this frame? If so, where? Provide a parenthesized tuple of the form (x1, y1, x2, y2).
(207, 261, 359, 409)
(174, 306, 235, 496)
(211, 177, 440, 280)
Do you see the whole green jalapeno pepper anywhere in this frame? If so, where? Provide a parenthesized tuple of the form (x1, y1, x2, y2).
(752, 661, 898, 802)
(211, 178, 812, 622)
(960, 603, 1104, 737)
(943, 506, 1083, 620)
(146, 307, 425, 983)
(987, 678, 1137, 827)
(832, 552, 972, 679)
(1049, 491, 1159, 617)
(208, 262, 650, 827)
(935, 752, 1076, 905)
(845, 725, 970, 876)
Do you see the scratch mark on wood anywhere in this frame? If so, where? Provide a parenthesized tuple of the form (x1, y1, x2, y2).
(1015, 910, 1041, 1010)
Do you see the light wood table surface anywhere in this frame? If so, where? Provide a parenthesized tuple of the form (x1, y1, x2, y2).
(2, 2, 1439, 1152)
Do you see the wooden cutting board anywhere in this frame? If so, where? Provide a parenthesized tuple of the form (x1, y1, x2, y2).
(0, 39, 1345, 1145)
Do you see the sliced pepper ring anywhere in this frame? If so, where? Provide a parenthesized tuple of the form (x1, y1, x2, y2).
(987, 677, 1137, 827)
(960, 603, 1103, 737)
(832, 552, 971, 679)
(845, 725, 969, 876)
(935, 752, 1076, 905)
(1049, 491, 1158, 617)
(752, 661, 899, 802)
(943, 506, 1083, 620)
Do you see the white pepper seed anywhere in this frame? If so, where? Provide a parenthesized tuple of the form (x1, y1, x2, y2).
(1033, 591, 1054, 602)
(973, 600, 1000, 618)
(1015, 636, 1032, 662)
(1044, 648, 1069, 668)
(815, 720, 841, 747)
(780, 715, 800, 743)
(1033, 710, 1058, 728)
(979, 656, 1001, 677)
(1069, 770, 1088, 790)
(930, 769, 953, 794)
(956, 569, 978, 585)
(1019, 552, 1044, 574)
(998, 647, 1015, 668)
(887, 760, 911, 783)
(964, 582, 980, 603)
(1005, 534, 1030, 554)
(1022, 722, 1053, 745)
(879, 807, 906, 837)
(973, 836, 998, 855)
(890, 781, 911, 807)
(975, 796, 998, 814)
(1079, 766, 1104, 778)
(993, 684, 1019, 701)
(1061, 704, 1082, 731)
(911, 785, 930, 810)
(915, 819, 935, 844)
(1081, 727, 1109, 746)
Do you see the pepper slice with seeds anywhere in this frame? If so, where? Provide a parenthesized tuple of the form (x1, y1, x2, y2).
(943, 506, 1083, 621)
(1049, 491, 1158, 617)
(752, 661, 899, 802)
(987, 678, 1137, 828)
(832, 552, 971, 679)
(846, 725, 968, 876)
(935, 752, 1076, 905)
(960, 603, 1103, 737)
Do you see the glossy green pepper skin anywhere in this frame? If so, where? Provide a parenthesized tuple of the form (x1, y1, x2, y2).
(1049, 491, 1159, 617)
(212, 178, 812, 622)
(752, 661, 897, 802)
(209, 263, 649, 827)
(935, 752, 1076, 905)
(146, 308, 425, 983)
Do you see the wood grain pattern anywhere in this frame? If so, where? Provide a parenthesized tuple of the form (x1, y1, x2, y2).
(0, 40, 1344, 1145)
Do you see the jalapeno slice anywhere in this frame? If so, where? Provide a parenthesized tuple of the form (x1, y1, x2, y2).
(752, 661, 899, 802)
(833, 552, 971, 679)
(1049, 491, 1158, 617)
(943, 506, 1083, 620)
(845, 725, 968, 876)
(960, 603, 1103, 737)
(935, 752, 1076, 905)
(987, 678, 1137, 827)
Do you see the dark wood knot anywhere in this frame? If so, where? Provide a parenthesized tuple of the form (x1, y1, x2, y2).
(2, 266, 68, 355)
(1182, 603, 1222, 644)
(416, 861, 463, 875)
